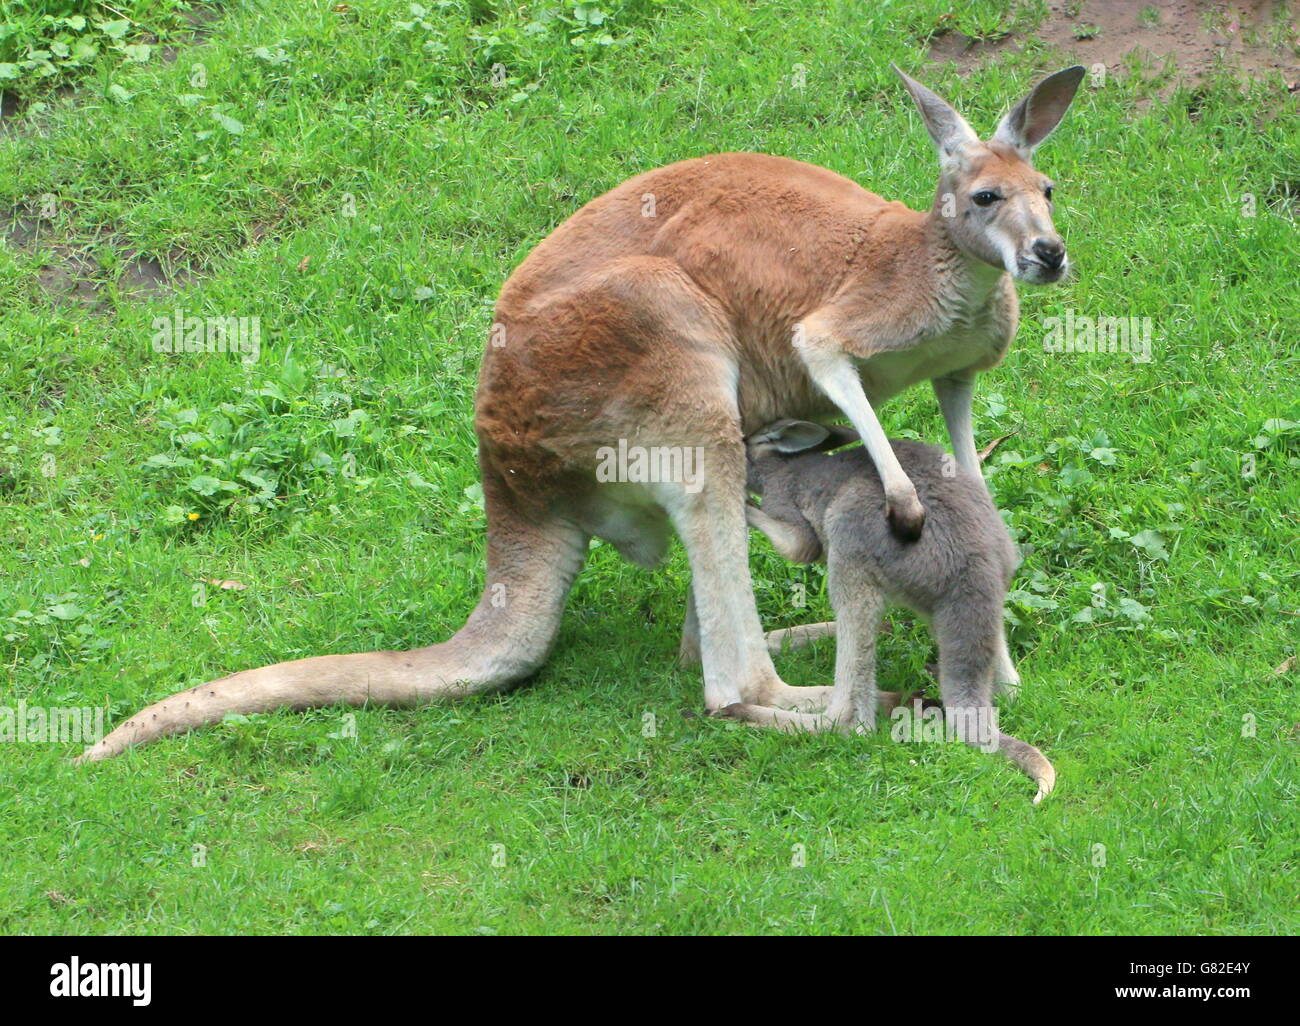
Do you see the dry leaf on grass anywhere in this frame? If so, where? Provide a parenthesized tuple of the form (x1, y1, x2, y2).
(978, 431, 1018, 463)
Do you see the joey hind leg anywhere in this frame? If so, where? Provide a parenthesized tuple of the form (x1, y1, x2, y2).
(932, 597, 1054, 802)
(826, 562, 886, 731)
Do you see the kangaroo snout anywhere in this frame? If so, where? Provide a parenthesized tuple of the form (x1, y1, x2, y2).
(1021, 235, 1068, 282)
(1031, 237, 1065, 269)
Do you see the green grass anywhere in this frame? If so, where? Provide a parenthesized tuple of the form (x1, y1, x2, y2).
(0, 1, 221, 101)
(1, 0, 1297, 935)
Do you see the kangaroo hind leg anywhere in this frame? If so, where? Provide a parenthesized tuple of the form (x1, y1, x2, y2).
(932, 595, 1054, 803)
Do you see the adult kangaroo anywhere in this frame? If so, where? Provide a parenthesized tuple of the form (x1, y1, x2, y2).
(79, 65, 1084, 761)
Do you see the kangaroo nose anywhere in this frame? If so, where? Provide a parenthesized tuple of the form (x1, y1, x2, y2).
(1032, 238, 1065, 270)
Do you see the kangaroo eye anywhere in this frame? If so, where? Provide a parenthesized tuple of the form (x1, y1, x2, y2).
(1044, 185, 1055, 201)
(972, 190, 1000, 207)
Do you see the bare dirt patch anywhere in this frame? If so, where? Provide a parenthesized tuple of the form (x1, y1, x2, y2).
(159, 6, 226, 65)
(3, 209, 197, 309)
(929, 0, 1299, 89)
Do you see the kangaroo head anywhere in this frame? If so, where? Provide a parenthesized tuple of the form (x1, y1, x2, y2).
(893, 64, 1085, 285)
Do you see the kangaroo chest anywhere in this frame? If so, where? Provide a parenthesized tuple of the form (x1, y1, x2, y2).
(855, 327, 1001, 405)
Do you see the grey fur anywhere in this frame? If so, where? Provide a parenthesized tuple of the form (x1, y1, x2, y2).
(735, 419, 1056, 803)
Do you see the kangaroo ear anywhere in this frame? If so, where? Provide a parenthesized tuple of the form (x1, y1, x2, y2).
(892, 63, 979, 167)
(992, 65, 1085, 155)
(751, 419, 831, 455)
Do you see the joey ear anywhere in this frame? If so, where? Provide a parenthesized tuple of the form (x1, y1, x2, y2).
(891, 63, 979, 166)
(992, 65, 1085, 155)
(751, 419, 831, 455)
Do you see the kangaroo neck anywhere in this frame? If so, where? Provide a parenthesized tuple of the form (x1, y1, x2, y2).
(922, 206, 1010, 321)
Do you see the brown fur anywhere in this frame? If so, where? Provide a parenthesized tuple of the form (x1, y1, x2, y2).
(78, 66, 1083, 763)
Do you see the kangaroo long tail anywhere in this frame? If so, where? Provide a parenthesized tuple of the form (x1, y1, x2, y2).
(995, 731, 1056, 804)
(78, 639, 486, 763)
(77, 497, 590, 763)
